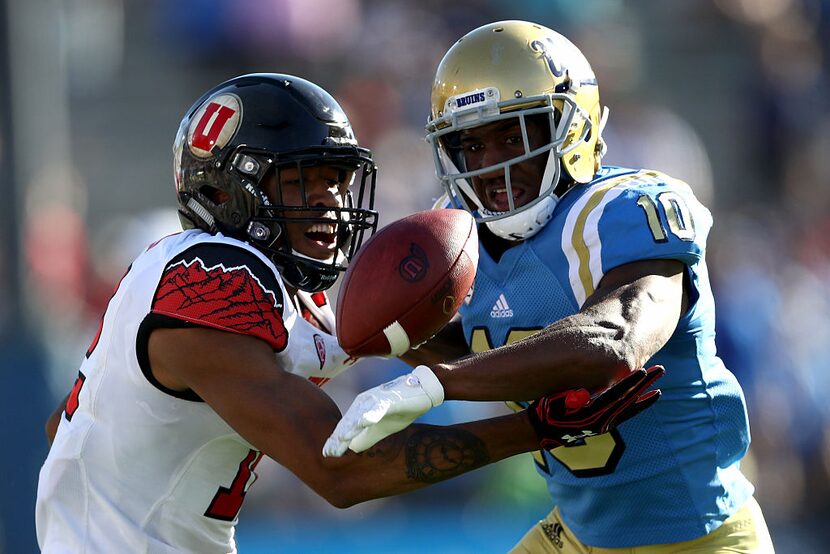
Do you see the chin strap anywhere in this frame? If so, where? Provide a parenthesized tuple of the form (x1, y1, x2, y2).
(277, 256, 339, 293)
(484, 194, 557, 241)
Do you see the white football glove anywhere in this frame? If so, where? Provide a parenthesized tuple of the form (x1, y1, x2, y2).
(322, 365, 444, 457)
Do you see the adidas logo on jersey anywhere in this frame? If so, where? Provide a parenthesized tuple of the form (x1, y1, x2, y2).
(490, 294, 513, 318)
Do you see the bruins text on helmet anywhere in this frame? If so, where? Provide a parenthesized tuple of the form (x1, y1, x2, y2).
(174, 73, 378, 292)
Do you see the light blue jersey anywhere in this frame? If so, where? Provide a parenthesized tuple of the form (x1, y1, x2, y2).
(458, 166, 753, 548)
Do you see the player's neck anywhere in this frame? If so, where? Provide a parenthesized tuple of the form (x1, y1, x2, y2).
(479, 224, 522, 262)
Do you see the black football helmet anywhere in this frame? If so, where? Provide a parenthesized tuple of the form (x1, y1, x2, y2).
(173, 73, 378, 292)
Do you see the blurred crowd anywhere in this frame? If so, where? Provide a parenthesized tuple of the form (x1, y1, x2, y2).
(3, 0, 830, 552)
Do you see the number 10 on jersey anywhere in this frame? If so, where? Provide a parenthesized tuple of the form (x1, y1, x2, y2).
(636, 192, 695, 242)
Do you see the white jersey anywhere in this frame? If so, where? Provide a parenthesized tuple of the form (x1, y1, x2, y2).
(36, 230, 354, 553)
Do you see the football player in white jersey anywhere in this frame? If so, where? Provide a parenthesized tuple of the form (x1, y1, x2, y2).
(325, 21, 776, 553)
(36, 73, 662, 554)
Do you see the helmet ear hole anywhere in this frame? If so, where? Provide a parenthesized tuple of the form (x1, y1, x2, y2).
(199, 185, 230, 205)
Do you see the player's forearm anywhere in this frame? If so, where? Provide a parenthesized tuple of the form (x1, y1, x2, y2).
(433, 269, 683, 402)
(331, 412, 536, 506)
(433, 313, 632, 401)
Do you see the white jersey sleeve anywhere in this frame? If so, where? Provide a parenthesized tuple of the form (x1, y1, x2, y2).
(36, 229, 353, 553)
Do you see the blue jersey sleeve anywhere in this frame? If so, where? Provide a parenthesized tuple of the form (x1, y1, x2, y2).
(557, 169, 712, 306)
(596, 172, 712, 273)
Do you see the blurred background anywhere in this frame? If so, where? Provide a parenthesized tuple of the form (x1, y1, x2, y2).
(2, 0, 829, 552)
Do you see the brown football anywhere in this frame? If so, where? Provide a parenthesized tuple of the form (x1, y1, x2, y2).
(336, 209, 478, 357)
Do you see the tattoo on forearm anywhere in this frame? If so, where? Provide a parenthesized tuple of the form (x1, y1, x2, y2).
(404, 427, 490, 483)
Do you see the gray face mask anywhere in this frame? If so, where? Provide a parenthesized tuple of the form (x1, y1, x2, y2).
(426, 92, 599, 241)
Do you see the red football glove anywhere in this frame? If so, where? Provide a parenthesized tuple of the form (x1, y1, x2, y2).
(527, 365, 665, 450)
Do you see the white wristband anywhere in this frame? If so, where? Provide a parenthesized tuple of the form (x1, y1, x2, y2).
(412, 365, 445, 407)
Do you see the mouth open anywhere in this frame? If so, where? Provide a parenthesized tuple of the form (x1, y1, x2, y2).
(304, 222, 338, 250)
(487, 183, 527, 212)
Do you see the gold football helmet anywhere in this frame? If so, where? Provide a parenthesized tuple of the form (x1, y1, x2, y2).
(426, 20, 608, 240)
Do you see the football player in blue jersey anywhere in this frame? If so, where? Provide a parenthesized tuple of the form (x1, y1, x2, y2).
(325, 20, 775, 553)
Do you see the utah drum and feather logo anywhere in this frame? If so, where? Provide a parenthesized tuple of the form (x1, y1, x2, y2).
(398, 243, 429, 282)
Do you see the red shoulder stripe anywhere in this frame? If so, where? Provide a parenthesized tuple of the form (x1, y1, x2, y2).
(153, 257, 287, 351)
